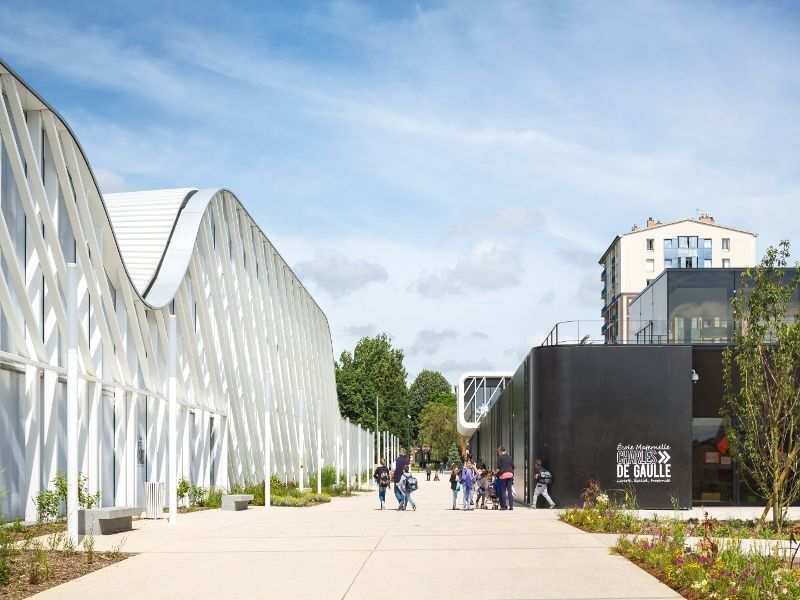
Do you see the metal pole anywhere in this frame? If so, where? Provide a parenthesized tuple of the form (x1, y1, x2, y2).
(66, 264, 79, 546)
(357, 424, 362, 489)
(315, 399, 322, 495)
(168, 315, 178, 524)
(375, 396, 379, 467)
(346, 418, 351, 490)
(336, 423, 341, 488)
(297, 390, 305, 489)
(265, 375, 272, 509)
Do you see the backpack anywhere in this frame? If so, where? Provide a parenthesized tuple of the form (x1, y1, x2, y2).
(539, 469, 553, 485)
(379, 470, 390, 487)
(461, 468, 473, 486)
(405, 474, 418, 492)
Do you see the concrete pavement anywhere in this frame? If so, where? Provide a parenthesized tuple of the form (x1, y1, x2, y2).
(33, 477, 680, 599)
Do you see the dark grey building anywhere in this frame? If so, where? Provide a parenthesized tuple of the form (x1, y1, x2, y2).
(469, 268, 798, 509)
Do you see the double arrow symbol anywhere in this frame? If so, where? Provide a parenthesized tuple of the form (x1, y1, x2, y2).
(657, 451, 671, 464)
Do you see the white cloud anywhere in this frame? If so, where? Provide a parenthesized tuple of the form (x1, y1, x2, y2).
(414, 242, 523, 298)
(295, 250, 387, 298)
(408, 328, 458, 355)
(342, 323, 378, 338)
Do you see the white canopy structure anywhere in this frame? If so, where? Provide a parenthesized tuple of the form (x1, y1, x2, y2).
(0, 58, 381, 525)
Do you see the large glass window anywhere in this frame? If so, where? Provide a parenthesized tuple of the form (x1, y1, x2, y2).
(689, 236, 698, 249)
(668, 270, 735, 343)
(664, 259, 672, 269)
(664, 239, 674, 249)
(678, 236, 689, 248)
(692, 418, 733, 504)
(704, 238, 712, 249)
(703, 259, 712, 268)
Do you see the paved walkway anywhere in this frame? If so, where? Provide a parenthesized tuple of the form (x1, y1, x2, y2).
(33, 478, 679, 600)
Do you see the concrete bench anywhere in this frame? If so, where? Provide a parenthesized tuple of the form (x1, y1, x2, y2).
(222, 494, 254, 511)
(78, 507, 142, 535)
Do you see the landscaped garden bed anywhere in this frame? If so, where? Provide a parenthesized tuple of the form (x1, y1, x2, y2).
(0, 529, 132, 600)
(559, 481, 800, 599)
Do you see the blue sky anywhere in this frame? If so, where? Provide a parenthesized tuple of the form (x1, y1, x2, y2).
(3, 0, 800, 383)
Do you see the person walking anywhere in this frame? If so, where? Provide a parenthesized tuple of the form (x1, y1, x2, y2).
(461, 459, 476, 510)
(373, 458, 390, 510)
(530, 458, 556, 509)
(390, 447, 409, 510)
(495, 446, 515, 510)
(399, 464, 417, 511)
(449, 464, 460, 510)
(425, 462, 432, 481)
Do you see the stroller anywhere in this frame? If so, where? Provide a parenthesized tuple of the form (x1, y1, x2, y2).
(487, 481, 500, 510)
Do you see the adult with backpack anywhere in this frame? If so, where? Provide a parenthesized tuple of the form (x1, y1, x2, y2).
(390, 448, 410, 510)
(460, 459, 476, 510)
(530, 457, 556, 509)
(373, 458, 390, 510)
(399, 464, 418, 511)
(495, 446, 515, 510)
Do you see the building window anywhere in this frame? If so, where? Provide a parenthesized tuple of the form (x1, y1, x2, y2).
(664, 259, 672, 269)
(678, 236, 689, 248)
(645, 259, 654, 273)
(689, 236, 698, 249)
(704, 238, 712, 249)
(664, 239, 673, 249)
(704, 259, 712, 268)
(722, 258, 730, 268)
(646, 238, 654, 251)
(722, 238, 730, 251)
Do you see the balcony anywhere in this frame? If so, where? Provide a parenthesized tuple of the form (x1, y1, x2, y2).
(600, 287, 607, 299)
(600, 268, 607, 281)
(601, 304, 608, 317)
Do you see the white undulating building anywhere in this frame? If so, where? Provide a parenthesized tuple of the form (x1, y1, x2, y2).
(599, 215, 757, 343)
(0, 58, 389, 522)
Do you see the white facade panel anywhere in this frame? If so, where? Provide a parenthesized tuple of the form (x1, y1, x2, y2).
(0, 58, 380, 520)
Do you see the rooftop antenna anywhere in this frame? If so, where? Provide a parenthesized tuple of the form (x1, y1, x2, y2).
(695, 208, 709, 219)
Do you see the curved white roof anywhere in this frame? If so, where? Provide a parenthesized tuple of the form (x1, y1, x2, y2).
(103, 188, 196, 295)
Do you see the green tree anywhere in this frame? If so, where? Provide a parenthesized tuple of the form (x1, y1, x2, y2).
(408, 370, 451, 442)
(418, 402, 462, 462)
(723, 241, 800, 534)
(336, 333, 409, 441)
(430, 390, 456, 409)
(447, 443, 462, 468)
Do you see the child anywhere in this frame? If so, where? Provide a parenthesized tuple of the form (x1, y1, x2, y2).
(399, 464, 417, 511)
(373, 458, 390, 510)
(449, 464, 460, 510)
(476, 467, 488, 509)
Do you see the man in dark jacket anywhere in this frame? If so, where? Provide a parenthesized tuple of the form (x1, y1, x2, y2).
(495, 446, 515, 510)
(390, 448, 409, 510)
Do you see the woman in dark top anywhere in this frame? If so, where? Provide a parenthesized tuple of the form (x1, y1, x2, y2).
(495, 446, 515, 510)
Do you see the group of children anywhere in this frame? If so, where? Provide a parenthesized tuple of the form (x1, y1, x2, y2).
(449, 455, 556, 510)
(449, 460, 502, 510)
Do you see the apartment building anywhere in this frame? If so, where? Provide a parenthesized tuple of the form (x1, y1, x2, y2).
(599, 215, 757, 343)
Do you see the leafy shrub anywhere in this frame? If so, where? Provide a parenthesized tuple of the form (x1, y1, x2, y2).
(34, 472, 101, 523)
(188, 485, 207, 507)
(272, 495, 310, 507)
(177, 478, 190, 503)
(229, 481, 265, 506)
(560, 480, 640, 534)
(306, 494, 331, 504)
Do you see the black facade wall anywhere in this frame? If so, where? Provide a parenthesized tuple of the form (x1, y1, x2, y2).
(531, 345, 693, 509)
